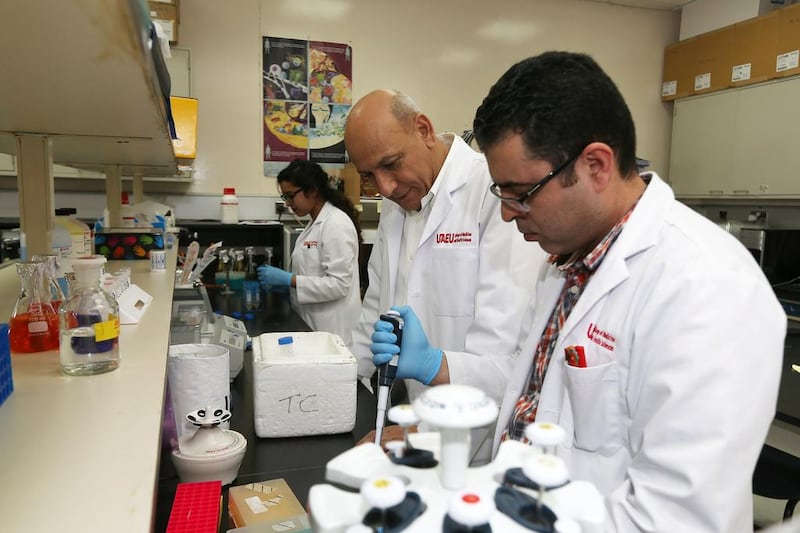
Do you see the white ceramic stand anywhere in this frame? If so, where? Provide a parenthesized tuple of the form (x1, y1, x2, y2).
(309, 385, 606, 533)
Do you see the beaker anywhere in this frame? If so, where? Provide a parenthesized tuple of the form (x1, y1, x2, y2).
(9, 261, 60, 353)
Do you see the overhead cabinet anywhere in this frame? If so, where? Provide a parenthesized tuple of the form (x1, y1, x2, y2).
(662, 4, 800, 100)
(669, 76, 800, 199)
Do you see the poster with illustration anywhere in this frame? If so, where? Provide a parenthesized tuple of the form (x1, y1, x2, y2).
(263, 37, 308, 101)
(263, 36, 353, 170)
(263, 99, 308, 162)
(308, 41, 352, 104)
(309, 103, 350, 163)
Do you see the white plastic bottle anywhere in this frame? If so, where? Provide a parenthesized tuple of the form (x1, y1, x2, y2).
(120, 192, 136, 227)
(51, 213, 72, 274)
(62, 208, 93, 257)
(52, 208, 93, 277)
(278, 335, 294, 357)
(220, 188, 239, 224)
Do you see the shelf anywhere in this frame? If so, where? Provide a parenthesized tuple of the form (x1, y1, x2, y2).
(0, 0, 177, 177)
(0, 0, 180, 255)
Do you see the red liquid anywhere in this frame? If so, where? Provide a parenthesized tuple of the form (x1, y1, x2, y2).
(9, 312, 60, 353)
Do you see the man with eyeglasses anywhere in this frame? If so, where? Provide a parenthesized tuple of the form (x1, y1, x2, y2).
(372, 53, 786, 531)
(345, 89, 548, 454)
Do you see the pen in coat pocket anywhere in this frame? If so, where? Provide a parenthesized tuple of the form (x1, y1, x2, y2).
(565, 345, 587, 368)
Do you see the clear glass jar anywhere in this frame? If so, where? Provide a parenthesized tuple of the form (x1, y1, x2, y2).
(9, 261, 60, 353)
(58, 255, 120, 376)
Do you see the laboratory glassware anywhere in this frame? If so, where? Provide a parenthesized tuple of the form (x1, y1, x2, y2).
(59, 255, 120, 376)
(219, 249, 234, 295)
(9, 261, 60, 353)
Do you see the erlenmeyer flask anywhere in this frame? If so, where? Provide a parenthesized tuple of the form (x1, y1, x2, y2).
(31, 253, 68, 306)
(9, 261, 60, 353)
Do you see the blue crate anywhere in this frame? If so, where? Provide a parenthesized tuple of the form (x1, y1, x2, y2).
(0, 323, 13, 407)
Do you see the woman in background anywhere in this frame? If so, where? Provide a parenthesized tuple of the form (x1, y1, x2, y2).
(258, 159, 363, 344)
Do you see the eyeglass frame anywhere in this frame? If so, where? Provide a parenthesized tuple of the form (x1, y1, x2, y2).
(489, 153, 579, 212)
(279, 188, 303, 202)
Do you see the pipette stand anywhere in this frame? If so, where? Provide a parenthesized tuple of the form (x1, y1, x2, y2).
(308, 385, 605, 533)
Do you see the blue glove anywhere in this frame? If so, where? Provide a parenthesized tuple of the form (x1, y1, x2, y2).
(371, 305, 443, 385)
(257, 265, 293, 289)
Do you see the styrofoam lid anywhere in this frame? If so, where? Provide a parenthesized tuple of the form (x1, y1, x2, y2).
(252, 331, 355, 365)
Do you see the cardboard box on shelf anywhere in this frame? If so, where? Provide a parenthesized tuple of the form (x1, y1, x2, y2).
(775, 2, 800, 77)
(690, 26, 735, 94)
(228, 478, 311, 532)
(662, 39, 695, 100)
(732, 12, 780, 87)
(149, 1, 178, 44)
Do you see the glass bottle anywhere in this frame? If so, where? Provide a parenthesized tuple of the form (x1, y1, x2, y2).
(215, 249, 228, 285)
(230, 249, 246, 291)
(58, 255, 120, 376)
(9, 261, 60, 353)
(244, 246, 256, 279)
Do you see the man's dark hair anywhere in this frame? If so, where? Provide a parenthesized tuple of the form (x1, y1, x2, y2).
(473, 51, 638, 177)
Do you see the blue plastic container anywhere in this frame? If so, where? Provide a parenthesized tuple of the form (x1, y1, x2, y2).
(0, 323, 13, 408)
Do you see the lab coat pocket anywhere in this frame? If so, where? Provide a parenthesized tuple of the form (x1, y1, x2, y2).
(431, 247, 478, 317)
(564, 360, 622, 455)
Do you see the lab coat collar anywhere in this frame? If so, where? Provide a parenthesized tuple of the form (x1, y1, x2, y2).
(557, 172, 670, 340)
(310, 200, 336, 227)
(419, 135, 474, 246)
(379, 135, 479, 302)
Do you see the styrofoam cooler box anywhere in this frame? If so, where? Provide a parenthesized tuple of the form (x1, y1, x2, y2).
(251, 332, 356, 438)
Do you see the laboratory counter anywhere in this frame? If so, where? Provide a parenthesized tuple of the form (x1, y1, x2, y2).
(0, 249, 179, 533)
(154, 287, 378, 533)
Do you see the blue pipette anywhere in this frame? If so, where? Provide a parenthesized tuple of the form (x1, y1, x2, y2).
(375, 309, 403, 445)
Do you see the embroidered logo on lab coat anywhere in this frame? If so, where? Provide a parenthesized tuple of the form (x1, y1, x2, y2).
(587, 322, 616, 352)
(435, 231, 473, 245)
(303, 240, 318, 249)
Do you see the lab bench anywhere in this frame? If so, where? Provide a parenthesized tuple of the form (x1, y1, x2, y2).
(0, 249, 179, 533)
(154, 286, 377, 532)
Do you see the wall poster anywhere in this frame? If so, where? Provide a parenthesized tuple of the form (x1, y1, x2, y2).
(263, 36, 352, 176)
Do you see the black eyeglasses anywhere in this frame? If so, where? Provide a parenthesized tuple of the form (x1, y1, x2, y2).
(280, 189, 302, 202)
(489, 154, 578, 213)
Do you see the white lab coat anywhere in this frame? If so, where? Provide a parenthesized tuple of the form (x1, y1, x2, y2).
(491, 173, 786, 532)
(290, 201, 361, 345)
(350, 134, 547, 407)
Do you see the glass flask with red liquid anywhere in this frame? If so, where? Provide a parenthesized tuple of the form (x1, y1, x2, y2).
(9, 261, 60, 353)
